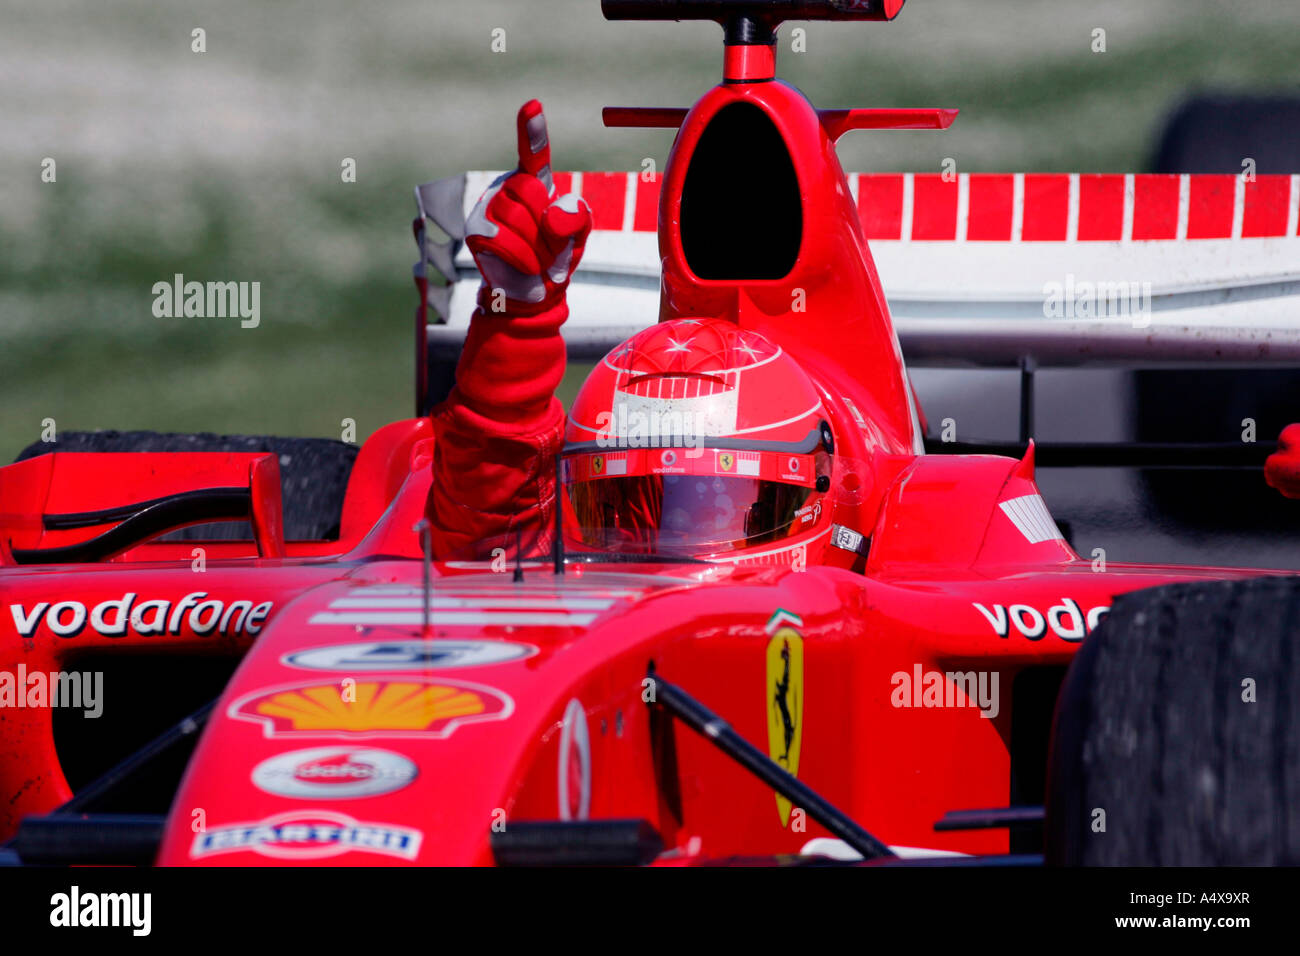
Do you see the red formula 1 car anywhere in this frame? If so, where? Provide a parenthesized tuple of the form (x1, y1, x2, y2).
(4, 0, 1300, 867)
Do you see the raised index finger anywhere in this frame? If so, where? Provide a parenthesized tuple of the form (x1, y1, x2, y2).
(515, 99, 552, 191)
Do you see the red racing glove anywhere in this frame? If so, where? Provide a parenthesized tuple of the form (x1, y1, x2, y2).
(464, 99, 592, 312)
(1265, 423, 1300, 499)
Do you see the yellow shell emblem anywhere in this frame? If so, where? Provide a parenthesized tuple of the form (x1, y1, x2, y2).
(232, 679, 511, 738)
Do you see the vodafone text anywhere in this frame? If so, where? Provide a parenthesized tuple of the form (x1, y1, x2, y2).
(8, 593, 273, 639)
(973, 599, 1109, 641)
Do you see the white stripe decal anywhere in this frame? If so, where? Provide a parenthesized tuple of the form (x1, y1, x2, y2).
(1011, 174, 1024, 242)
(439, 589, 639, 598)
(1176, 174, 1190, 240)
(1013, 497, 1044, 542)
(1289, 175, 1300, 237)
(1032, 498, 1056, 542)
(1031, 497, 1054, 542)
(310, 611, 600, 627)
(901, 173, 914, 242)
(1232, 174, 1246, 240)
(1121, 173, 1135, 242)
(1066, 173, 1079, 242)
(999, 494, 1063, 544)
(955, 173, 969, 242)
(1004, 497, 1031, 539)
(1022, 497, 1046, 542)
(346, 586, 640, 599)
(331, 597, 616, 611)
(622, 172, 637, 232)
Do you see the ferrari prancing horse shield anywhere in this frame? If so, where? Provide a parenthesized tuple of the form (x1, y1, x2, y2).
(765, 609, 804, 827)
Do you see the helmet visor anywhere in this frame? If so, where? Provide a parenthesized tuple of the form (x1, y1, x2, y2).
(565, 471, 820, 556)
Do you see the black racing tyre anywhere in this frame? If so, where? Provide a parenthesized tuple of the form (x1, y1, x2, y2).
(1045, 576, 1300, 865)
(1152, 93, 1300, 175)
(16, 430, 358, 541)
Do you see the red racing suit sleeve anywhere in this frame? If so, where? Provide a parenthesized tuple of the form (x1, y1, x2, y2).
(426, 289, 568, 559)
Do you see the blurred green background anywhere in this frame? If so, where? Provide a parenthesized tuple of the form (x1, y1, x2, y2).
(3, 0, 1299, 461)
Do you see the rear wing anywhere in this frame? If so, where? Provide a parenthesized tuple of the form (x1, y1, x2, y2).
(414, 171, 1300, 412)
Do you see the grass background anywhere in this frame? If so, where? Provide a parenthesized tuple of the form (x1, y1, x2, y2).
(2, 0, 1299, 462)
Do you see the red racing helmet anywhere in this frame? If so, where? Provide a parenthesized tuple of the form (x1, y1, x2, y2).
(562, 318, 840, 566)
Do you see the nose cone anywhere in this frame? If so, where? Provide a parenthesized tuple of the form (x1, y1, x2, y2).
(154, 569, 676, 865)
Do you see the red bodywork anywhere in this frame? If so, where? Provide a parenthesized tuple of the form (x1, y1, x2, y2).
(0, 38, 1290, 866)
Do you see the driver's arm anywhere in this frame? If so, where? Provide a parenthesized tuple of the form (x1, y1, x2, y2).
(425, 101, 591, 558)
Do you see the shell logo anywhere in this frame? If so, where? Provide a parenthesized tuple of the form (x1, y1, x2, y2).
(229, 678, 513, 739)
